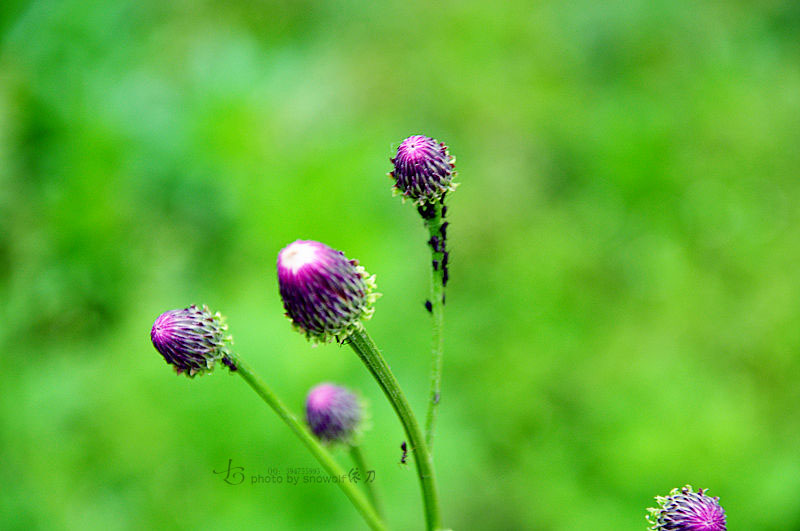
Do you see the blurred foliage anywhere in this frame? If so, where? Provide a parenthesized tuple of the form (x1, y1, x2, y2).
(1, 0, 800, 529)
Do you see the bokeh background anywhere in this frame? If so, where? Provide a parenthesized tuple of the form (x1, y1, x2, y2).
(1, 1, 799, 529)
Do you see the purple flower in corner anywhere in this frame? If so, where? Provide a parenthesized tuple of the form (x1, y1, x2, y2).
(150, 305, 232, 377)
(277, 240, 378, 343)
(390, 135, 456, 205)
(647, 485, 726, 531)
(305, 383, 362, 443)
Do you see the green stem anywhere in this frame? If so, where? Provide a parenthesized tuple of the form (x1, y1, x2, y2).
(349, 445, 383, 519)
(232, 356, 386, 531)
(348, 327, 442, 531)
(423, 202, 446, 451)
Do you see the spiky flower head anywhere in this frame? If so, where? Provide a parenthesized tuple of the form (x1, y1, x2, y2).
(647, 485, 726, 531)
(305, 383, 362, 443)
(150, 305, 233, 377)
(390, 134, 456, 205)
(277, 240, 378, 343)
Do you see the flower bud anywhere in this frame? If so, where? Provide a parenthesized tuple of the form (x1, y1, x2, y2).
(277, 240, 378, 343)
(389, 135, 456, 205)
(305, 383, 362, 443)
(647, 485, 726, 531)
(150, 305, 232, 377)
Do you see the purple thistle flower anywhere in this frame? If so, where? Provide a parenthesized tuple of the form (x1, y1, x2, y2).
(277, 240, 378, 343)
(305, 383, 362, 443)
(390, 135, 456, 205)
(647, 485, 727, 531)
(150, 305, 233, 377)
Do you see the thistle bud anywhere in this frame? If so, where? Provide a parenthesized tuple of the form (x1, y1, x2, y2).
(305, 383, 362, 443)
(150, 305, 233, 377)
(277, 240, 378, 343)
(647, 485, 727, 531)
(390, 135, 456, 205)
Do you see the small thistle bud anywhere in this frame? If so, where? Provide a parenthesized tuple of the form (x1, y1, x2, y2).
(150, 305, 233, 377)
(647, 485, 727, 531)
(389, 135, 456, 205)
(277, 240, 378, 343)
(305, 383, 362, 443)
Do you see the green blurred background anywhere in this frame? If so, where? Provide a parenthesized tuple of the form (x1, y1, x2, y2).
(1, 1, 799, 529)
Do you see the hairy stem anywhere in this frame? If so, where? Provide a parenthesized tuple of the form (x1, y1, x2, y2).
(422, 200, 447, 451)
(348, 327, 442, 531)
